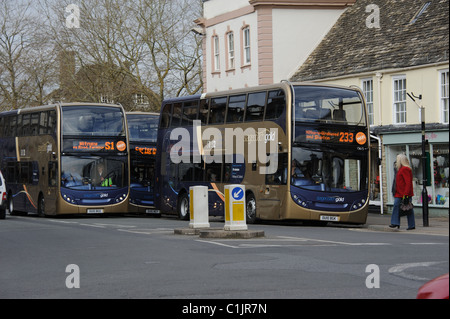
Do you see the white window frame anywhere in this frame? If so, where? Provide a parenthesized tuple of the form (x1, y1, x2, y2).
(227, 32, 235, 70)
(393, 76, 407, 124)
(440, 69, 449, 124)
(243, 27, 251, 65)
(362, 78, 374, 125)
(213, 35, 220, 72)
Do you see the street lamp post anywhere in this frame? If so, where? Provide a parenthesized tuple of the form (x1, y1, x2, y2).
(407, 92, 429, 227)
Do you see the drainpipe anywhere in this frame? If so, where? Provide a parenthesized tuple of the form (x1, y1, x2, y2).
(370, 134, 384, 215)
(375, 72, 383, 126)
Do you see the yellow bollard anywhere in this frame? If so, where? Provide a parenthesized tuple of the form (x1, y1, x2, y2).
(224, 185, 247, 231)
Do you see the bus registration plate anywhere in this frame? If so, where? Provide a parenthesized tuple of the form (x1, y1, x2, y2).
(87, 209, 104, 214)
(145, 209, 160, 215)
(320, 215, 340, 222)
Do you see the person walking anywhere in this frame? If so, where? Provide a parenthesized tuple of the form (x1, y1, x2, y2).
(390, 154, 416, 230)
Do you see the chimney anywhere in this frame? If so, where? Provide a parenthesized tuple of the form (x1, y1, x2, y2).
(59, 50, 76, 92)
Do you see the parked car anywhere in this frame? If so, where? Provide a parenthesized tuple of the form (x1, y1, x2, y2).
(417, 273, 449, 299)
(0, 170, 6, 219)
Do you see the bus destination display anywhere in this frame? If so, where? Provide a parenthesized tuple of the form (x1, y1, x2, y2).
(297, 127, 367, 146)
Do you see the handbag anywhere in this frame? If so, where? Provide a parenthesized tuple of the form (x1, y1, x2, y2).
(399, 196, 413, 216)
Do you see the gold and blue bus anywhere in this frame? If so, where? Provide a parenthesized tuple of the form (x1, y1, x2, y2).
(155, 82, 370, 224)
(126, 112, 160, 215)
(0, 103, 130, 216)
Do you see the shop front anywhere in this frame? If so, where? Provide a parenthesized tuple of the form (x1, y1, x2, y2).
(380, 125, 449, 217)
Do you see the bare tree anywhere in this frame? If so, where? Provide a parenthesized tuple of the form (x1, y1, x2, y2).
(0, 0, 33, 110)
(41, 0, 203, 111)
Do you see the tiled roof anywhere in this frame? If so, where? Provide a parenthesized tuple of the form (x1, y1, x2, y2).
(291, 0, 449, 81)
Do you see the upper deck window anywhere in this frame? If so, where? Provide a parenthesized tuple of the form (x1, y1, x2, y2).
(62, 105, 125, 136)
(294, 86, 366, 126)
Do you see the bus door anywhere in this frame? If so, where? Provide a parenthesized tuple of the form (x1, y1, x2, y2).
(258, 153, 288, 220)
(46, 159, 58, 214)
(160, 141, 178, 212)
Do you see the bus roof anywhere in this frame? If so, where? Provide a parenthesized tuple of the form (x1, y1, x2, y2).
(0, 102, 126, 117)
(160, 82, 362, 104)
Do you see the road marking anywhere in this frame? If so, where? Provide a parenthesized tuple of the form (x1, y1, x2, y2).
(388, 261, 445, 281)
(79, 223, 106, 228)
(408, 242, 445, 245)
(196, 236, 391, 249)
(196, 240, 239, 249)
(277, 236, 390, 246)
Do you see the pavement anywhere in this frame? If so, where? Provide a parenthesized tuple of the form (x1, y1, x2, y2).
(365, 213, 449, 236)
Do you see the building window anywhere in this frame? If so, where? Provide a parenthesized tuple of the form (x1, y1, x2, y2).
(440, 70, 449, 124)
(213, 35, 220, 72)
(362, 78, 374, 125)
(134, 93, 147, 106)
(386, 142, 449, 208)
(243, 27, 251, 65)
(100, 94, 114, 104)
(393, 76, 407, 124)
(227, 32, 235, 70)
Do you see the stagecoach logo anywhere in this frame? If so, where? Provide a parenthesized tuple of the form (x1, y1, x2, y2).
(317, 196, 345, 203)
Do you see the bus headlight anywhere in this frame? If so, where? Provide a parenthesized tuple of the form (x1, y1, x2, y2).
(292, 194, 309, 208)
(63, 194, 76, 204)
(351, 198, 366, 211)
(115, 194, 127, 203)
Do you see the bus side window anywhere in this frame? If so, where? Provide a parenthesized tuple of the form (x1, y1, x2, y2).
(226, 95, 246, 123)
(31, 113, 39, 136)
(22, 114, 31, 136)
(39, 112, 48, 135)
(160, 104, 172, 129)
(205, 162, 222, 182)
(265, 153, 288, 185)
(209, 97, 227, 125)
(199, 99, 209, 125)
(48, 111, 56, 135)
(245, 92, 266, 122)
(181, 101, 199, 127)
(9, 115, 17, 137)
(265, 90, 285, 120)
(171, 103, 182, 127)
(48, 161, 57, 187)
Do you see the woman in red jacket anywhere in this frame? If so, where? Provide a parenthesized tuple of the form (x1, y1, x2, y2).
(390, 154, 416, 230)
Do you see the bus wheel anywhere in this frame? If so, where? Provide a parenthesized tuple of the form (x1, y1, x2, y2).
(38, 195, 46, 217)
(177, 192, 190, 221)
(246, 193, 257, 224)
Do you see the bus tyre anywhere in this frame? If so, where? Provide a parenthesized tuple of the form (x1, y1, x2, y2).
(38, 195, 45, 217)
(246, 193, 257, 224)
(177, 192, 190, 221)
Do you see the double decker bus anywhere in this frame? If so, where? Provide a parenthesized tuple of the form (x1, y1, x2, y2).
(155, 82, 370, 224)
(126, 112, 160, 215)
(0, 103, 130, 216)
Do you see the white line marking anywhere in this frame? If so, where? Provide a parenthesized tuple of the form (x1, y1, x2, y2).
(388, 262, 445, 281)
